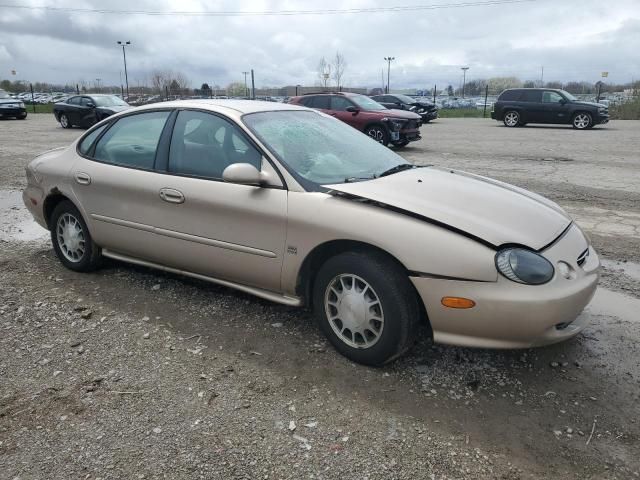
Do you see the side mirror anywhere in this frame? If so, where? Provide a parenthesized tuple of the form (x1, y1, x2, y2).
(345, 106, 359, 113)
(86, 102, 95, 108)
(222, 163, 273, 187)
(559, 98, 567, 105)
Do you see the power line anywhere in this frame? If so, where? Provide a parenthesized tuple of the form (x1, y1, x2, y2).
(0, 0, 538, 17)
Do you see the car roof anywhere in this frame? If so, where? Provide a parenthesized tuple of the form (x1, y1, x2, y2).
(134, 99, 309, 115)
(505, 88, 564, 92)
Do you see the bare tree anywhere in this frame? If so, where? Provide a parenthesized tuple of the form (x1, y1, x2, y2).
(317, 57, 331, 90)
(151, 69, 191, 96)
(332, 52, 347, 90)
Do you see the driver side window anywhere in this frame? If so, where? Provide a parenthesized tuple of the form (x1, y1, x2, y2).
(330, 96, 354, 111)
(543, 92, 564, 103)
(168, 110, 261, 179)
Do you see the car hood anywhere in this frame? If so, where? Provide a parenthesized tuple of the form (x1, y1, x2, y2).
(98, 105, 131, 113)
(381, 108, 422, 120)
(0, 98, 20, 104)
(326, 167, 571, 250)
(571, 100, 604, 108)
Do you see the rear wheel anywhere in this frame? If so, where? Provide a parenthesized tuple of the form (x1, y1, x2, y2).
(59, 113, 72, 129)
(572, 112, 592, 130)
(503, 110, 520, 127)
(50, 200, 102, 272)
(312, 251, 420, 366)
(365, 124, 389, 146)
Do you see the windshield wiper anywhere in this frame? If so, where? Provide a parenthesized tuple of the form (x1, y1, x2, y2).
(344, 176, 373, 183)
(378, 163, 416, 178)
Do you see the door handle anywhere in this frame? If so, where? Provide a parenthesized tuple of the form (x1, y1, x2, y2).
(159, 188, 185, 204)
(74, 172, 91, 185)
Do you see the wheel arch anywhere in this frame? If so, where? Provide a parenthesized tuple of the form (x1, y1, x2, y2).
(363, 121, 389, 134)
(43, 189, 79, 229)
(295, 239, 431, 333)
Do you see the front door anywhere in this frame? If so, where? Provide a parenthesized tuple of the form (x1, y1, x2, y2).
(541, 91, 570, 124)
(151, 109, 288, 292)
(328, 96, 359, 128)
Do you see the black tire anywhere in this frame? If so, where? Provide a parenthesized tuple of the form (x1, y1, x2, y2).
(503, 110, 521, 127)
(392, 140, 410, 149)
(59, 113, 73, 129)
(572, 112, 592, 130)
(312, 251, 420, 366)
(364, 124, 390, 146)
(50, 200, 102, 272)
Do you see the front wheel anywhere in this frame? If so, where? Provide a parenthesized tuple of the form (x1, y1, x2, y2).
(50, 200, 102, 272)
(503, 110, 520, 127)
(59, 113, 73, 129)
(392, 140, 410, 149)
(572, 112, 592, 130)
(312, 251, 420, 366)
(365, 125, 389, 146)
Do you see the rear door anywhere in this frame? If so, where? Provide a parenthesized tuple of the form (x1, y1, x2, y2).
(519, 90, 543, 123)
(541, 91, 571, 124)
(70, 110, 174, 261)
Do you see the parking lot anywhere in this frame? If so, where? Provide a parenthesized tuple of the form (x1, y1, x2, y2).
(1, 114, 639, 479)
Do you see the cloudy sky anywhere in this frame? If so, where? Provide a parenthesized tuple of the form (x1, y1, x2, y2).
(1, 0, 639, 90)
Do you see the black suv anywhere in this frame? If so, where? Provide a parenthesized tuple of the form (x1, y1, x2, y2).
(491, 88, 609, 129)
(371, 94, 438, 123)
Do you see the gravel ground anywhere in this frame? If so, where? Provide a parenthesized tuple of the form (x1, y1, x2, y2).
(1, 115, 639, 479)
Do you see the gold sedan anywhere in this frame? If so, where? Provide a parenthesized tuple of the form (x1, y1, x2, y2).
(23, 100, 599, 365)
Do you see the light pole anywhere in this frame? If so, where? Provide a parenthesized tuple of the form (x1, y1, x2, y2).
(295, 84, 301, 96)
(384, 57, 395, 94)
(242, 71, 249, 97)
(461, 67, 469, 98)
(117, 41, 131, 101)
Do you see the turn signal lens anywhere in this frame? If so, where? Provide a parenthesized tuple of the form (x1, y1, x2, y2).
(441, 297, 476, 309)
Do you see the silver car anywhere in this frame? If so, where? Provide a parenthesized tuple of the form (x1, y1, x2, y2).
(23, 100, 600, 365)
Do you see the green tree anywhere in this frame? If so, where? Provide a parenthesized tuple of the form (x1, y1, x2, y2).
(226, 82, 246, 96)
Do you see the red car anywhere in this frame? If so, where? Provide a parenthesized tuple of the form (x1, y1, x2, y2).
(288, 92, 421, 148)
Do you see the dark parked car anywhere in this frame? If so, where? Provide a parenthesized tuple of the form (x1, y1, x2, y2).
(53, 94, 131, 129)
(491, 88, 609, 129)
(288, 92, 421, 147)
(0, 89, 27, 120)
(371, 94, 438, 123)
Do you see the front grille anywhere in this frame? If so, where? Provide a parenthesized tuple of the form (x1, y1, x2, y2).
(576, 248, 589, 267)
(405, 120, 418, 130)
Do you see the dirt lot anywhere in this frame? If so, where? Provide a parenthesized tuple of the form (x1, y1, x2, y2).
(1, 114, 639, 479)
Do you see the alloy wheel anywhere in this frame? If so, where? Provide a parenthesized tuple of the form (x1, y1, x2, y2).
(367, 127, 385, 143)
(60, 114, 69, 128)
(573, 114, 591, 129)
(504, 112, 519, 127)
(324, 274, 384, 349)
(56, 213, 85, 262)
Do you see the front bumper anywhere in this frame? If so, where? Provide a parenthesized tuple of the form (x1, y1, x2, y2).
(595, 113, 609, 125)
(411, 224, 600, 349)
(490, 110, 496, 120)
(419, 110, 438, 122)
(0, 106, 27, 117)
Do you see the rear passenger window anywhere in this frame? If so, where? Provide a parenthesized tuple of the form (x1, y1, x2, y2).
(498, 90, 521, 101)
(309, 96, 330, 109)
(521, 90, 542, 102)
(168, 110, 262, 179)
(93, 111, 170, 169)
(78, 123, 108, 155)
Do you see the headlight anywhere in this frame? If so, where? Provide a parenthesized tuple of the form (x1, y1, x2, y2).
(495, 248, 554, 285)
(386, 119, 406, 131)
(19, 102, 25, 108)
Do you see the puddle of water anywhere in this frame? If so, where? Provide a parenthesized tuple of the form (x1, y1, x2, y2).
(586, 288, 640, 323)
(0, 190, 49, 243)
(601, 259, 640, 283)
